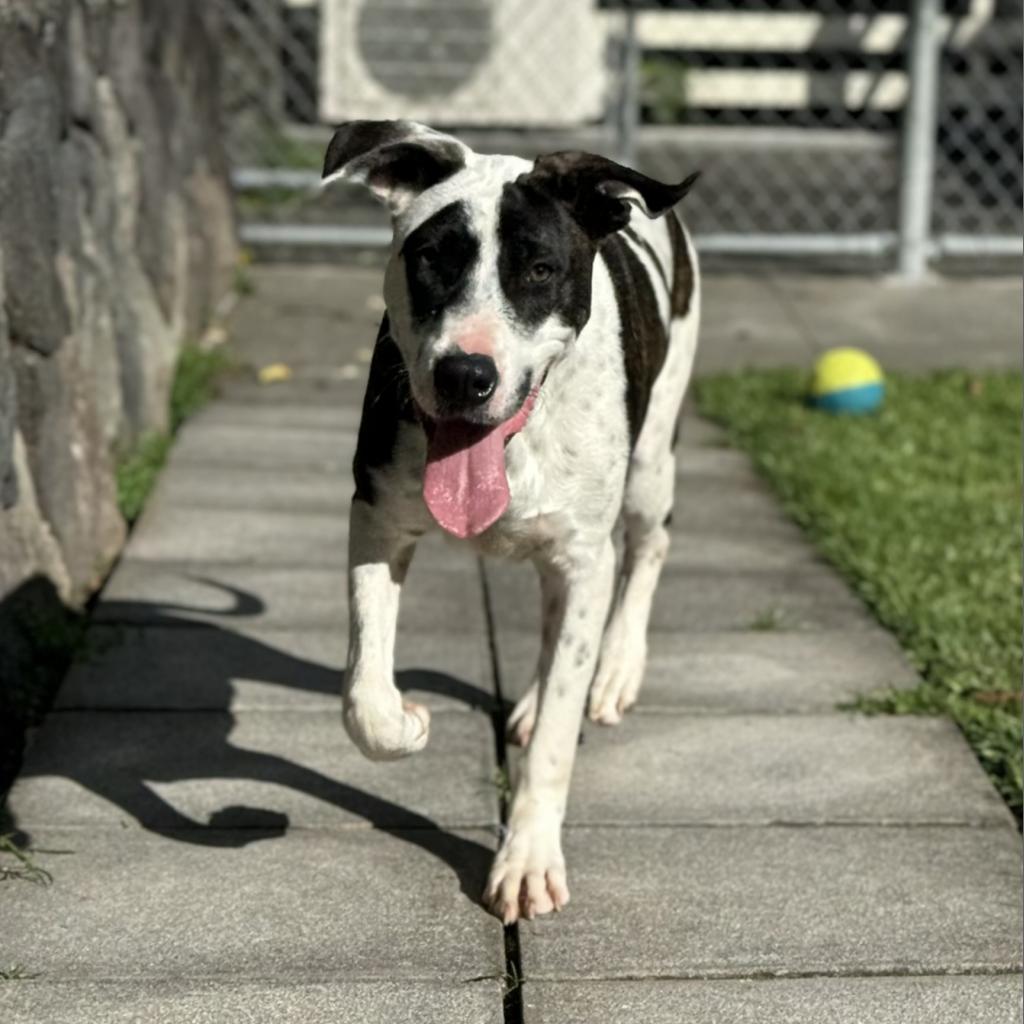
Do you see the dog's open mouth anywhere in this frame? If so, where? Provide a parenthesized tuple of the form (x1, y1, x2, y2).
(420, 386, 540, 539)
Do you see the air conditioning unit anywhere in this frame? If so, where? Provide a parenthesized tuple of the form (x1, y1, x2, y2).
(319, 0, 607, 128)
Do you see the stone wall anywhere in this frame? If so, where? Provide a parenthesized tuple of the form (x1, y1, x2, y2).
(0, 0, 236, 609)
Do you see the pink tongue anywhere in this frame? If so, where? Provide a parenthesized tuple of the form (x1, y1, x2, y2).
(423, 391, 536, 539)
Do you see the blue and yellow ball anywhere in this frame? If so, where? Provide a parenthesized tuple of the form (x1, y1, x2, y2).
(810, 348, 885, 414)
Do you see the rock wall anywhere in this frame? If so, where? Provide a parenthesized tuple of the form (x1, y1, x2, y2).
(0, 0, 236, 608)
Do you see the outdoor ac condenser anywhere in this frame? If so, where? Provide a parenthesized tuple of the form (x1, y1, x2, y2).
(319, 0, 607, 128)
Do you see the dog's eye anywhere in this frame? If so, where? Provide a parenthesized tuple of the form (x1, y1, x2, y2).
(414, 247, 439, 269)
(528, 262, 554, 283)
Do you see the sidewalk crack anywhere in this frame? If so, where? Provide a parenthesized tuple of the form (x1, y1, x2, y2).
(478, 556, 525, 1024)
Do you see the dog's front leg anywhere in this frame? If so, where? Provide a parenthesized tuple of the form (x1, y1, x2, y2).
(505, 563, 564, 747)
(486, 537, 616, 923)
(343, 498, 429, 761)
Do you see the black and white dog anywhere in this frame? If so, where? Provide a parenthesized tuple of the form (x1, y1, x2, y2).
(323, 121, 699, 924)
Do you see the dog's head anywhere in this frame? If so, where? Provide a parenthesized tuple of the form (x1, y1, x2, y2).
(323, 121, 697, 537)
(323, 120, 698, 427)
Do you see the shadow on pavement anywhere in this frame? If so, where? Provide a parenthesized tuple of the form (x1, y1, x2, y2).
(1, 576, 496, 904)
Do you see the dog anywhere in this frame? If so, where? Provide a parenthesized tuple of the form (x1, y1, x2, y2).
(323, 121, 700, 924)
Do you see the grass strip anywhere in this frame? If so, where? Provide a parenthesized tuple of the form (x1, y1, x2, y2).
(116, 344, 232, 524)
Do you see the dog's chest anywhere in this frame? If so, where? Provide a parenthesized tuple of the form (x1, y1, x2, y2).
(475, 366, 631, 558)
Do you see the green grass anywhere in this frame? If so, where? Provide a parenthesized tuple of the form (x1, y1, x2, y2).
(115, 345, 232, 523)
(0, 834, 53, 886)
(491, 766, 512, 804)
(642, 55, 690, 125)
(695, 369, 1023, 816)
(115, 433, 173, 524)
(233, 262, 256, 296)
(0, 965, 39, 981)
(251, 130, 324, 170)
(236, 186, 311, 222)
(748, 606, 789, 631)
(169, 344, 234, 432)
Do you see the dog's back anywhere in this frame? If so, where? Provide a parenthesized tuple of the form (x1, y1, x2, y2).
(598, 209, 698, 447)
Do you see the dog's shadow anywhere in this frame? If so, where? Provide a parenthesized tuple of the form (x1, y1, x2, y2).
(7, 578, 499, 905)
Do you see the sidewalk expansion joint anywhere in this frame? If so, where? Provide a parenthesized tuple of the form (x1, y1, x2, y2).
(477, 557, 525, 1024)
(524, 965, 1024, 983)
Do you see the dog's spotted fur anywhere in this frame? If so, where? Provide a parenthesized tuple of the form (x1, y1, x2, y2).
(325, 121, 699, 924)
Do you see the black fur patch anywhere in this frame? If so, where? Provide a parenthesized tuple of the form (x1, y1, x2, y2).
(401, 201, 479, 327)
(353, 315, 417, 504)
(365, 142, 466, 198)
(623, 225, 671, 296)
(666, 211, 695, 319)
(322, 120, 465, 195)
(525, 151, 699, 240)
(324, 121, 407, 177)
(497, 182, 596, 333)
(599, 234, 670, 446)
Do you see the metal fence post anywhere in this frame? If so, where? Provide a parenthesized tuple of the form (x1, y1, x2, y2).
(616, 10, 640, 167)
(897, 0, 943, 279)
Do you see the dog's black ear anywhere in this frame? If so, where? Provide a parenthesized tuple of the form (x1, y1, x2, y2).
(523, 151, 699, 240)
(322, 120, 470, 215)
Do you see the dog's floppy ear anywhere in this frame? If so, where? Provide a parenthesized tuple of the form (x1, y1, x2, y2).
(322, 120, 470, 215)
(523, 151, 699, 240)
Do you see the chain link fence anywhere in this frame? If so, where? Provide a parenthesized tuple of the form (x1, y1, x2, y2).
(216, 0, 1022, 272)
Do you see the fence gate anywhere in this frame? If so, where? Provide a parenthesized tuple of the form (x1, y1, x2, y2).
(217, 0, 1022, 274)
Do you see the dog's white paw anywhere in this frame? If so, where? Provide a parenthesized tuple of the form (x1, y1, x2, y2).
(506, 685, 538, 747)
(588, 634, 646, 725)
(343, 694, 430, 761)
(484, 810, 569, 924)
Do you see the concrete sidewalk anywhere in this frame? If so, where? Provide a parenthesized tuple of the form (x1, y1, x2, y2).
(1, 267, 1020, 1023)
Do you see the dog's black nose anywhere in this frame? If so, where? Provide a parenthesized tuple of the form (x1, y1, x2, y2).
(433, 354, 498, 410)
